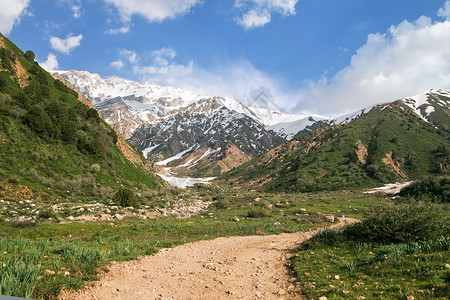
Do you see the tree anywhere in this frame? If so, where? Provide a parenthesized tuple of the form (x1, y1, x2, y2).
(24, 50, 35, 62)
(114, 188, 139, 208)
(22, 105, 56, 138)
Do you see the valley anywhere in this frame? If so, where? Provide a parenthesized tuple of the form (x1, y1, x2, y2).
(0, 24, 449, 300)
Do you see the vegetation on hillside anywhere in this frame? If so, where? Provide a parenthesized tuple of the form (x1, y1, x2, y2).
(222, 102, 449, 193)
(0, 33, 162, 203)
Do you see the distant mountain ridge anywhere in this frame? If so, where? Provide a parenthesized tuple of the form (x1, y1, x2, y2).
(60, 70, 309, 175)
(222, 89, 450, 192)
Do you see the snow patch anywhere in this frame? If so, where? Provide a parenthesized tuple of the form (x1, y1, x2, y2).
(157, 174, 215, 189)
(156, 146, 195, 166)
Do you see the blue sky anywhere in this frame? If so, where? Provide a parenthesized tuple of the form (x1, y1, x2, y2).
(1, 0, 450, 116)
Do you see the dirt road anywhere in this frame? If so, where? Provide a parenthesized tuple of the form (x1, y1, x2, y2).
(61, 218, 357, 300)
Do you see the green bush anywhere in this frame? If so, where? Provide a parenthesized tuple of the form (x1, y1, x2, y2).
(22, 105, 57, 139)
(246, 207, 270, 218)
(24, 50, 35, 62)
(344, 204, 447, 243)
(400, 176, 450, 203)
(114, 188, 139, 208)
(37, 208, 56, 219)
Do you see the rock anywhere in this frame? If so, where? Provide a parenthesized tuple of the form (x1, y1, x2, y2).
(343, 290, 349, 294)
(266, 204, 273, 209)
(277, 289, 286, 295)
(64, 271, 70, 276)
(334, 275, 340, 280)
(325, 215, 335, 222)
(44, 269, 55, 275)
(357, 297, 367, 300)
(445, 264, 450, 269)
(67, 216, 74, 221)
(319, 297, 328, 300)
(406, 296, 414, 300)
(114, 214, 123, 220)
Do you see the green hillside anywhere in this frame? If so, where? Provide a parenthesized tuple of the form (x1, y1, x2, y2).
(0, 34, 162, 203)
(222, 99, 449, 193)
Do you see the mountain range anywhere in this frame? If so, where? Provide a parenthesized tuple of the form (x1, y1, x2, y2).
(222, 89, 449, 192)
(58, 70, 326, 176)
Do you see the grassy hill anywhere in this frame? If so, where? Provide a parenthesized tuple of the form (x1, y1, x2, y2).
(222, 98, 449, 192)
(0, 34, 162, 204)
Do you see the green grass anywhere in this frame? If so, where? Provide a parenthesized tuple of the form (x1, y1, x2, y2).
(293, 201, 450, 299)
(0, 188, 387, 299)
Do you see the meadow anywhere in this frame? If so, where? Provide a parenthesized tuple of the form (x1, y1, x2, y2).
(0, 188, 386, 299)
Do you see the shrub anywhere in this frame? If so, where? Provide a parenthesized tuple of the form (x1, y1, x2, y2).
(114, 188, 139, 208)
(37, 208, 56, 219)
(344, 204, 447, 243)
(24, 50, 35, 62)
(400, 176, 450, 203)
(246, 207, 270, 218)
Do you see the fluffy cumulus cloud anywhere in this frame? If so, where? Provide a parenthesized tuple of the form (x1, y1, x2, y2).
(0, 0, 30, 35)
(50, 34, 83, 54)
(103, 0, 201, 23)
(235, 0, 298, 29)
(299, 13, 450, 116)
(39, 53, 59, 71)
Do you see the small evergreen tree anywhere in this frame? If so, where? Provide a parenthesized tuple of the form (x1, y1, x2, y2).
(114, 188, 139, 208)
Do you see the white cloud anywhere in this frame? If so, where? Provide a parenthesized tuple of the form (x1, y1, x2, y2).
(0, 0, 30, 35)
(298, 14, 450, 116)
(235, 0, 298, 29)
(114, 2, 450, 117)
(126, 48, 294, 110)
(72, 5, 81, 18)
(110, 59, 124, 69)
(120, 49, 138, 63)
(50, 34, 83, 54)
(106, 25, 130, 34)
(438, 0, 450, 20)
(133, 48, 193, 85)
(39, 53, 59, 71)
(103, 0, 201, 23)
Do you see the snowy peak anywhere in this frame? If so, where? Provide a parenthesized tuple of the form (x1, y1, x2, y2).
(400, 89, 450, 123)
(61, 70, 208, 106)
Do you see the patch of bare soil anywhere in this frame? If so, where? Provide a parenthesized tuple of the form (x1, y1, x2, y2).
(382, 151, 408, 181)
(60, 218, 358, 300)
(356, 140, 368, 165)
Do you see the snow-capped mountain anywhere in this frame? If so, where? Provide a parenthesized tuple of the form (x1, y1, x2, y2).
(400, 89, 450, 125)
(58, 70, 289, 175)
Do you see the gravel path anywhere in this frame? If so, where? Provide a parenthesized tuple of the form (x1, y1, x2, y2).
(60, 218, 357, 300)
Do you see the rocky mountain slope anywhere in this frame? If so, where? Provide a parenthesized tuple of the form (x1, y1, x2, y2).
(222, 89, 450, 192)
(0, 34, 161, 203)
(59, 71, 299, 176)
